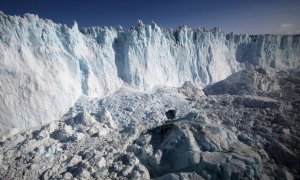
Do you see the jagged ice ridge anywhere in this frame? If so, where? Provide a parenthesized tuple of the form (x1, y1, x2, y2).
(0, 12, 299, 132)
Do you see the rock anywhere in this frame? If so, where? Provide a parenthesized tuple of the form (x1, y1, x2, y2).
(238, 133, 254, 146)
(67, 155, 82, 167)
(96, 107, 117, 129)
(28, 163, 39, 171)
(232, 96, 280, 109)
(50, 164, 61, 176)
(201, 151, 230, 167)
(267, 141, 299, 168)
(122, 166, 134, 176)
(280, 128, 290, 135)
(82, 151, 94, 160)
(62, 172, 73, 179)
(68, 112, 96, 126)
(154, 173, 182, 180)
(256, 67, 267, 75)
(41, 121, 59, 134)
(155, 172, 205, 180)
(124, 107, 134, 112)
(221, 159, 247, 179)
(78, 169, 91, 179)
(35, 130, 49, 140)
(179, 81, 204, 97)
(165, 109, 176, 119)
(41, 169, 53, 180)
(277, 168, 294, 180)
(96, 157, 106, 169)
(49, 123, 79, 143)
(183, 112, 199, 121)
(254, 125, 272, 134)
(74, 132, 85, 141)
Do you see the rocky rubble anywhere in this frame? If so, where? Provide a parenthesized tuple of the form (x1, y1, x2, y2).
(0, 68, 299, 179)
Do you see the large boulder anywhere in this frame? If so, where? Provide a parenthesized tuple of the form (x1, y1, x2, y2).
(130, 118, 262, 179)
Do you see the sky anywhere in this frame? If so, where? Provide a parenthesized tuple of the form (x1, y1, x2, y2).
(0, 0, 300, 34)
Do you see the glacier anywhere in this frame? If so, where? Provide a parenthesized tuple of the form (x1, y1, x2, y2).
(0, 12, 300, 132)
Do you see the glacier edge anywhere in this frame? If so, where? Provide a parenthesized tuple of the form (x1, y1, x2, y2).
(0, 12, 299, 132)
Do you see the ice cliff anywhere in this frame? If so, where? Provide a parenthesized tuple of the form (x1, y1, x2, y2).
(0, 12, 299, 132)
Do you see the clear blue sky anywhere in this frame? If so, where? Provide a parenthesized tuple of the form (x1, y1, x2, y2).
(1, 0, 300, 34)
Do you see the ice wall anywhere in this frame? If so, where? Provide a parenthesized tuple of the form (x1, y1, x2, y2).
(83, 21, 300, 89)
(0, 12, 299, 132)
(0, 12, 122, 132)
